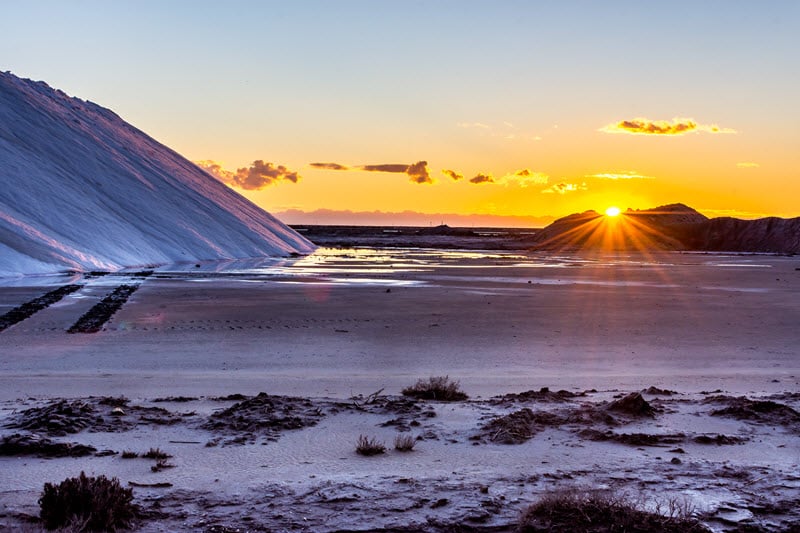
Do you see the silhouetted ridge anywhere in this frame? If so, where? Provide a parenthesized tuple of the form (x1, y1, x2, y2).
(530, 203, 799, 253)
(685, 216, 800, 253)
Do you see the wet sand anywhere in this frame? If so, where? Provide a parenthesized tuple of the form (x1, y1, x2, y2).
(1, 249, 798, 400)
(1, 249, 799, 530)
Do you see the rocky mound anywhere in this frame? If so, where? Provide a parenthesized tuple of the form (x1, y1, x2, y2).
(529, 203, 800, 253)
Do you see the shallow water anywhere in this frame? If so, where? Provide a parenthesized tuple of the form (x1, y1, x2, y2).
(1, 247, 788, 289)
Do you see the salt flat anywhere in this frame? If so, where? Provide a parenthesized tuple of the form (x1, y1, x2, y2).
(1, 249, 798, 400)
(0, 249, 798, 531)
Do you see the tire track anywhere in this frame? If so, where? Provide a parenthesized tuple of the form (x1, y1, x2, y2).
(67, 284, 140, 334)
(0, 285, 83, 332)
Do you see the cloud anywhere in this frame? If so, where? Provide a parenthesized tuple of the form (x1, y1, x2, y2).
(470, 173, 494, 184)
(736, 162, 760, 168)
(196, 160, 301, 190)
(360, 163, 411, 173)
(195, 160, 234, 182)
(585, 171, 654, 180)
(463, 168, 548, 187)
(600, 117, 736, 135)
(308, 160, 433, 184)
(360, 161, 432, 184)
(442, 169, 464, 181)
(457, 122, 490, 129)
(542, 182, 587, 194)
(310, 162, 350, 170)
(406, 161, 432, 184)
(458, 121, 542, 142)
(499, 168, 549, 187)
(309, 161, 433, 184)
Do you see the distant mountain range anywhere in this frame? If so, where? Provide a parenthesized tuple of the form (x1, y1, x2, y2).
(0, 71, 313, 277)
(530, 203, 800, 253)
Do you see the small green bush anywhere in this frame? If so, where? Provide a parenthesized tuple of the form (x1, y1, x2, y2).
(39, 471, 137, 531)
(401, 375, 468, 401)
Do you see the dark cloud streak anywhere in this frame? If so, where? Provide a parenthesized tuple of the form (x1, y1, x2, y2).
(312, 160, 432, 184)
(361, 164, 412, 173)
(310, 162, 350, 170)
(442, 169, 463, 181)
(470, 173, 494, 184)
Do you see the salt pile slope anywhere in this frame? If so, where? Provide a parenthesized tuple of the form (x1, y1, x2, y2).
(0, 71, 314, 277)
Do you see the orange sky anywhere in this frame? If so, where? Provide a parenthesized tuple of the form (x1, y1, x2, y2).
(200, 115, 797, 226)
(5, 2, 798, 226)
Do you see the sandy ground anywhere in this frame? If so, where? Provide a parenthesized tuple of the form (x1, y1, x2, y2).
(0, 249, 799, 531)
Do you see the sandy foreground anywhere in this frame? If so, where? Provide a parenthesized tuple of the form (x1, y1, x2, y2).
(0, 248, 798, 531)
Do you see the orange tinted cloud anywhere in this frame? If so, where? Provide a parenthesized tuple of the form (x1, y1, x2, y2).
(470, 173, 494, 184)
(310, 162, 350, 170)
(736, 162, 760, 168)
(500, 168, 548, 187)
(442, 169, 464, 181)
(457, 122, 490, 129)
(360, 163, 409, 173)
(312, 160, 432, 184)
(586, 171, 654, 180)
(196, 160, 300, 189)
(406, 161, 432, 184)
(600, 117, 736, 135)
(361, 161, 432, 184)
(542, 182, 587, 194)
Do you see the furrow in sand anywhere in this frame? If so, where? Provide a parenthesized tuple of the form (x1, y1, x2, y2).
(67, 284, 140, 334)
(0, 284, 83, 332)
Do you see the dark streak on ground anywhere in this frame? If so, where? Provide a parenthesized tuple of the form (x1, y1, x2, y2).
(0, 284, 82, 332)
(67, 284, 140, 333)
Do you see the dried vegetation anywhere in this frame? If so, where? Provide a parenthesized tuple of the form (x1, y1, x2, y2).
(401, 376, 468, 401)
(38, 472, 137, 532)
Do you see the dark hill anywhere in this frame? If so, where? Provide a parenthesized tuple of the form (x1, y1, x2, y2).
(529, 204, 800, 254)
(684, 216, 800, 253)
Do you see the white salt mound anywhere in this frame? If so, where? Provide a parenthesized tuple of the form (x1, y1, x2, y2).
(0, 71, 314, 277)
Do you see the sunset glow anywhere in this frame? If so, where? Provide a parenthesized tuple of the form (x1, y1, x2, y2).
(3, 2, 798, 226)
(605, 206, 621, 217)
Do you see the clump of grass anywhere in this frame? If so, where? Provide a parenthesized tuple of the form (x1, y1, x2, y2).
(355, 435, 386, 456)
(150, 459, 175, 473)
(141, 447, 171, 460)
(120, 450, 138, 459)
(401, 375, 468, 401)
(394, 434, 416, 452)
(38, 471, 137, 531)
(518, 489, 709, 532)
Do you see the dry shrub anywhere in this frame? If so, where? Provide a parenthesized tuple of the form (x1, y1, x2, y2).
(39, 471, 137, 531)
(518, 489, 709, 532)
(484, 408, 537, 444)
(401, 376, 468, 401)
(355, 435, 386, 456)
(150, 459, 175, 472)
(394, 434, 416, 452)
(141, 447, 170, 460)
(120, 450, 138, 459)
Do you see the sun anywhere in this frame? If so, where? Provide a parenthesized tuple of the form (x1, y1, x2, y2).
(605, 206, 621, 217)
